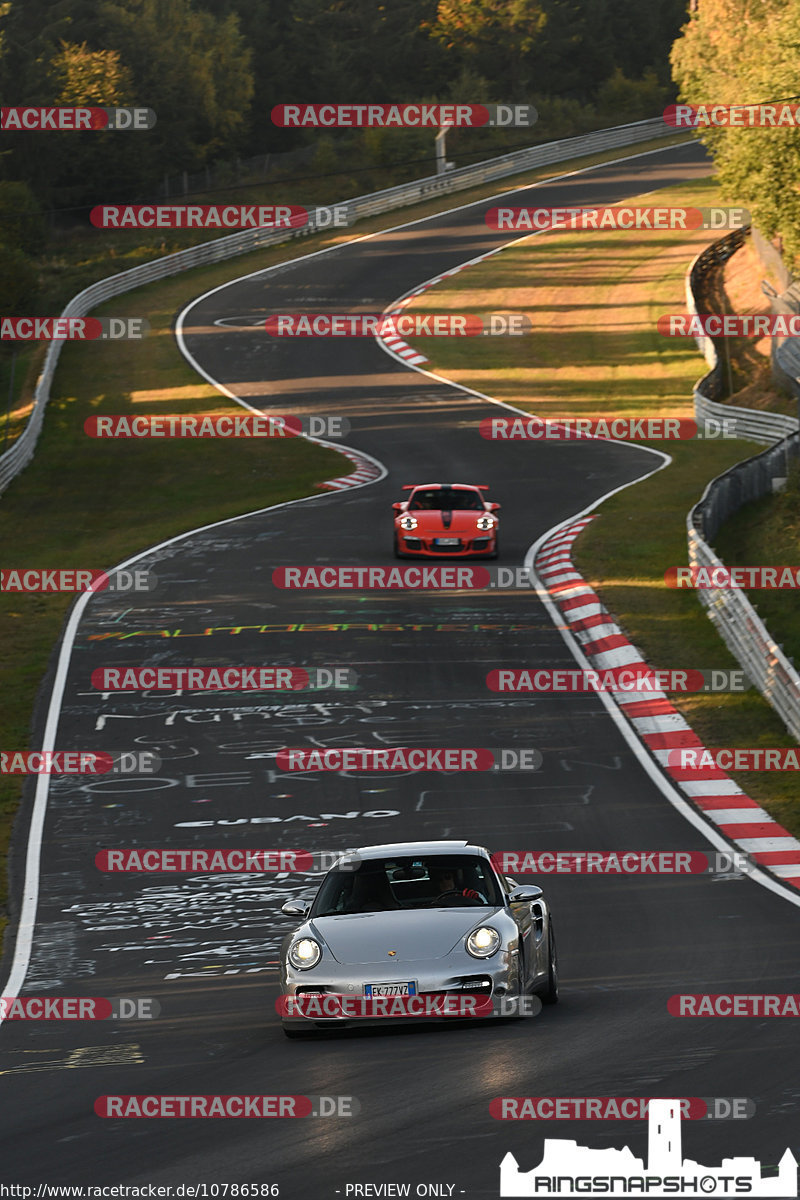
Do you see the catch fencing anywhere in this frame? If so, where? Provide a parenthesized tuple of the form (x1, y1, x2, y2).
(686, 232, 800, 739)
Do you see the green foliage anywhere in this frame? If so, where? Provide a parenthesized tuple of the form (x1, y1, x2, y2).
(671, 0, 800, 265)
(0, 244, 38, 310)
(596, 67, 669, 125)
(0, 181, 46, 256)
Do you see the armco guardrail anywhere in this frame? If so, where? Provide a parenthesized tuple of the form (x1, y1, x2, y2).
(0, 116, 678, 496)
(686, 231, 800, 741)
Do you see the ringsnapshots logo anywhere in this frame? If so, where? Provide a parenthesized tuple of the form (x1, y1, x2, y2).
(1, 106, 156, 131)
(486, 206, 749, 232)
(499, 1098, 797, 1197)
(271, 103, 537, 128)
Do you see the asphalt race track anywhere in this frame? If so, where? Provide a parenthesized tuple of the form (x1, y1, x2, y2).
(2, 141, 799, 1195)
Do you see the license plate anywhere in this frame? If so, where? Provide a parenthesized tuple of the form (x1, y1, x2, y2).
(364, 981, 417, 997)
(434, 538, 460, 546)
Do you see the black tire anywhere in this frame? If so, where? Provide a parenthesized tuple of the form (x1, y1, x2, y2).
(538, 924, 559, 1005)
(283, 1026, 312, 1039)
(393, 534, 404, 559)
(489, 535, 499, 560)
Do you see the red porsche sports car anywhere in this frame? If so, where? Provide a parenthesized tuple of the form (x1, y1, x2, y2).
(392, 483, 500, 558)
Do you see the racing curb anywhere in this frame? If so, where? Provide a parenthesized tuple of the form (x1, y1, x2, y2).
(317, 444, 384, 490)
(534, 517, 800, 891)
(379, 259, 486, 365)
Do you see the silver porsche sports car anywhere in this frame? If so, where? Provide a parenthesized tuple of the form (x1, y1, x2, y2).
(279, 840, 558, 1035)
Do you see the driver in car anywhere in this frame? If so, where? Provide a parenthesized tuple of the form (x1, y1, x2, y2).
(430, 867, 483, 902)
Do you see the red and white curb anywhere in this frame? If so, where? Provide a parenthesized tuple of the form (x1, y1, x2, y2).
(534, 517, 800, 891)
(317, 445, 384, 491)
(377, 258, 487, 366)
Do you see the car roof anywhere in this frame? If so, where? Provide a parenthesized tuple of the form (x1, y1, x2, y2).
(335, 840, 491, 863)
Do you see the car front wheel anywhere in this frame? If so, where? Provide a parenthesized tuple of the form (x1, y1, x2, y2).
(538, 924, 559, 1004)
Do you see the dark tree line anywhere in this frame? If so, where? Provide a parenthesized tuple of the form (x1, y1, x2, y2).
(0, 0, 686, 215)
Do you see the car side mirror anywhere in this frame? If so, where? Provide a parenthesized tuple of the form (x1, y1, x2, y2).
(507, 885, 543, 903)
(487, 502, 501, 512)
(281, 899, 311, 917)
(392, 502, 404, 511)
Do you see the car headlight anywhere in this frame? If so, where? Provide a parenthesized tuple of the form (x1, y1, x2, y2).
(400, 514, 418, 530)
(466, 926, 501, 958)
(476, 515, 496, 531)
(288, 937, 322, 969)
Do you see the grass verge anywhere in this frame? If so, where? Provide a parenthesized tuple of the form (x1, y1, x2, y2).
(400, 174, 800, 839)
(714, 460, 800, 665)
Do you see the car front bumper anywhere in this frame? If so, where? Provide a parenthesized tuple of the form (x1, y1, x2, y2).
(279, 951, 519, 1028)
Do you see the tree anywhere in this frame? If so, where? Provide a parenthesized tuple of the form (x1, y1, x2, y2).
(671, 0, 800, 263)
(428, 0, 547, 99)
(0, 181, 46, 255)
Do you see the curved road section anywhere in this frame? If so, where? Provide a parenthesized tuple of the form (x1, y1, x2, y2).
(2, 142, 798, 1192)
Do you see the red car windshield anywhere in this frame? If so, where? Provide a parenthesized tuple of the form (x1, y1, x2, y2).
(408, 489, 484, 511)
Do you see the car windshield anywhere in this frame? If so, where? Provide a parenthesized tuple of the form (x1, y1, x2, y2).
(408, 489, 485, 512)
(311, 855, 504, 915)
